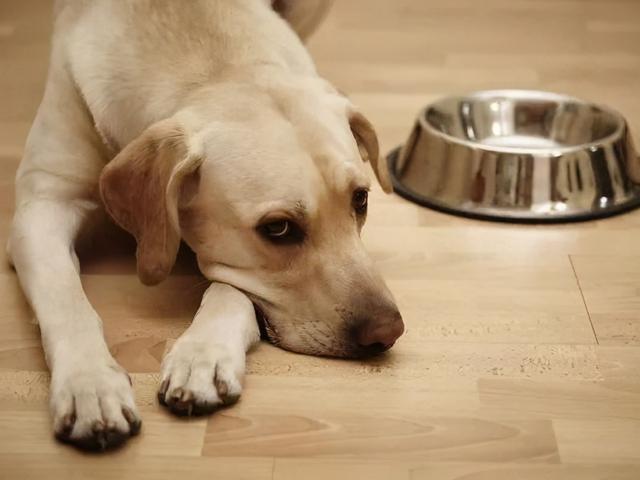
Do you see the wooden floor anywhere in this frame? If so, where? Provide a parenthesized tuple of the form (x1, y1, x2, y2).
(2, 0, 640, 478)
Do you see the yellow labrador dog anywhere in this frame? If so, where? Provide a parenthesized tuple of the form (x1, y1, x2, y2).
(9, 0, 404, 450)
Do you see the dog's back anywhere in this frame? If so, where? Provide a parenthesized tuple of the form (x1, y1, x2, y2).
(52, 0, 316, 149)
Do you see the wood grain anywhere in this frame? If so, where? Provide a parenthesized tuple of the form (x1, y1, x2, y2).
(1, 0, 640, 478)
(273, 460, 640, 480)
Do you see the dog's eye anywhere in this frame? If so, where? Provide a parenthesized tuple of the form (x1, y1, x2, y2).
(352, 189, 368, 215)
(258, 220, 305, 244)
(265, 220, 289, 237)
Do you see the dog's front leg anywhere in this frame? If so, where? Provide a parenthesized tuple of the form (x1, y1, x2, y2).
(10, 200, 142, 449)
(158, 283, 260, 415)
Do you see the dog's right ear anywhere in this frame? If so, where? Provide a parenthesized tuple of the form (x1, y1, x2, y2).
(348, 107, 393, 193)
(99, 119, 202, 286)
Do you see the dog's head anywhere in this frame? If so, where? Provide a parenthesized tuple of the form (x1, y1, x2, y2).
(100, 77, 404, 358)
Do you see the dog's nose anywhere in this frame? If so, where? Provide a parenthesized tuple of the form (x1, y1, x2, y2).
(354, 310, 404, 354)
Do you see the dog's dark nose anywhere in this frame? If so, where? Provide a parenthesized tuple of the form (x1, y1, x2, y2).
(354, 310, 404, 355)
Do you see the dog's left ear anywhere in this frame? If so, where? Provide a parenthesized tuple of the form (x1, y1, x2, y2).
(348, 108, 393, 193)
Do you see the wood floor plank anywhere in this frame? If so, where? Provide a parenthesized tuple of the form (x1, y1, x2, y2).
(363, 224, 640, 257)
(381, 253, 594, 345)
(0, 341, 604, 405)
(554, 418, 640, 464)
(0, 454, 274, 480)
(203, 410, 559, 462)
(598, 346, 640, 386)
(246, 343, 603, 387)
(410, 462, 640, 480)
(0, 372, 165, 409)
(478, 378, 640, 421)
(274, 458, 411, 480)
(570, 256, 640, 345)
(274, 459, 640, 480)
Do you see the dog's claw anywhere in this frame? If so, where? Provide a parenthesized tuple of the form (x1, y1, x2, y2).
(157, 379, 169, 405)
(122, 406, 142, 435)
(54, 413, 76, 440)
(55, 418, 134, 451)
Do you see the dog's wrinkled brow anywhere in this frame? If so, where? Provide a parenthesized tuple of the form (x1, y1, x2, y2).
(293, 201, 308, 219)
(286, 202, 309, 226)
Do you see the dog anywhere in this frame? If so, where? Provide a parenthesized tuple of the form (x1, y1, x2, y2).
(8, 0, 404, 450)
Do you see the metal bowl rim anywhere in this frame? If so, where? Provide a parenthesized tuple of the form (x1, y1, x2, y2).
(417, 89, 628, 156)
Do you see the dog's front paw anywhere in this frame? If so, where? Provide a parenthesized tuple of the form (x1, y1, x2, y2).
(50, 359, 141, 451)
(158, 340, 243, 416)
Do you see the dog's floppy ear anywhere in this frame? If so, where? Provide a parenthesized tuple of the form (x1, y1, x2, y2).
(99, 119, 202, 286)
(348, 108, 393, 193)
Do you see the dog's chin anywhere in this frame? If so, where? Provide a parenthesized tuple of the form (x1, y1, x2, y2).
(252, 304, 394, 359)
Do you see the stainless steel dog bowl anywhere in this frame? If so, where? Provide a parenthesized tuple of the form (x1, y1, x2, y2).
(388, 90, 640, 222)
